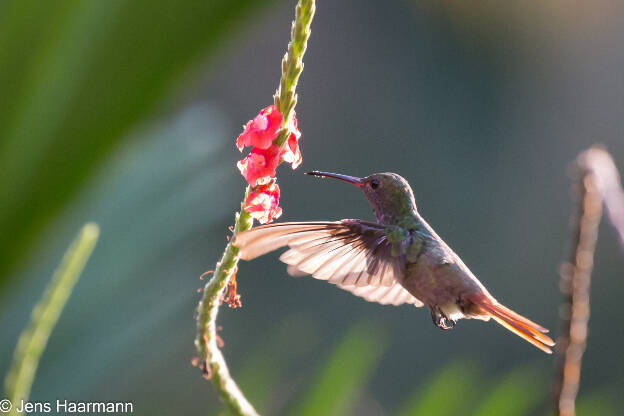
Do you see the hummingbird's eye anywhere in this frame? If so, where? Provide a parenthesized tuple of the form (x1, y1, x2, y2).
(370, 179, 380, 189)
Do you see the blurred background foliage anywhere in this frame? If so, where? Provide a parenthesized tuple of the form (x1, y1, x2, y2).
(1, 0, 623, 414)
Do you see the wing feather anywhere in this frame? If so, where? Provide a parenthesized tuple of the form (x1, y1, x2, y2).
(234, 222, 341, 260)
(338, 282, 424, 307)
(233, 220, 410, 290)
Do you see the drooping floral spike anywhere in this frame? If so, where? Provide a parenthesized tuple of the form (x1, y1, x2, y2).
(237, 145, 281, 187)
(236, 105, 283, 151)
(244, 181, 282, 224)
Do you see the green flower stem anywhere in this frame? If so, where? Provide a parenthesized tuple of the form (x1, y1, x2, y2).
(274, 0, 316, 147)
(195, 1, 315, 414)
(195, 188, 257, 416)
(4, 223, 99, 415)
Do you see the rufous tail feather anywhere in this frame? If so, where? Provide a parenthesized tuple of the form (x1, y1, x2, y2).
(474, 300, 555, 354)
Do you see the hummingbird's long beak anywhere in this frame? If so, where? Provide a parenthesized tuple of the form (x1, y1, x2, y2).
(305, 171, 363, 186)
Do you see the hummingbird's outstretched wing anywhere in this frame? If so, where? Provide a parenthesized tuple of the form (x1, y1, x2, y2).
(233, 220, 424, 307)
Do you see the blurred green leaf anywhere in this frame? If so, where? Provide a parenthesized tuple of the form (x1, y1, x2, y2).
(232, 314, 322, 414)
(395, 360, 482, 416)
(575, 387, 621, 416)
(288, 322, 387, 416)
(0, 104, 236, 413)
(0, 0, 271, 286)
(472, 366, 544, 416)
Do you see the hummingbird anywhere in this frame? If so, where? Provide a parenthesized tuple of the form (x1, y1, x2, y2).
(233, 171, 555, 353)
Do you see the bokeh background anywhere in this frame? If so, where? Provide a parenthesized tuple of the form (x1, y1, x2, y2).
(1, 0, 623, 414)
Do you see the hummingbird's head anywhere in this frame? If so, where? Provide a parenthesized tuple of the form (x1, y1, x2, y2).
(306, 171, 418, 226)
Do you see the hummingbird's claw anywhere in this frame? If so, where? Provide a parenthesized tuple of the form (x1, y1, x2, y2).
(431, 308, 456, 330)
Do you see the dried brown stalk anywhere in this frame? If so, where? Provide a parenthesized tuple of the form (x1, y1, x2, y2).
(554, 146, 624, 416)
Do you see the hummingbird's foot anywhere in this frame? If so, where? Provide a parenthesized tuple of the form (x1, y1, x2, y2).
(431, 308, 456, 330)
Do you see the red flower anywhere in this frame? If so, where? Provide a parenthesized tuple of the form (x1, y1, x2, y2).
(244, 181, 282, 224)
(280, 116, 302, 169)
(237, 144, 281, 187)
(236, 105, 283, 151)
